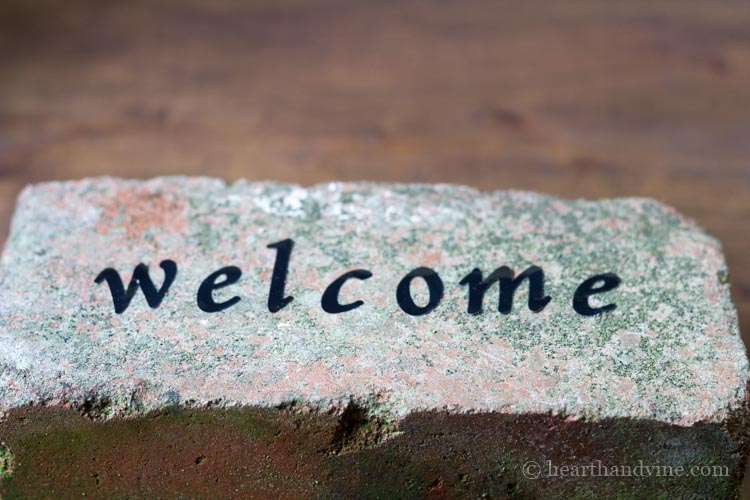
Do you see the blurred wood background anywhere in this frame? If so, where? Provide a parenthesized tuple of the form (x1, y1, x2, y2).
(1, 0, 749, 494)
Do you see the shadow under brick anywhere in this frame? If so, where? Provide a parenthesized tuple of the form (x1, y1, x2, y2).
(1, 404, 747, 498)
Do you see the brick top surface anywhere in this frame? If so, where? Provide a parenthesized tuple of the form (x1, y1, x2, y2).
(0, 177, 746, 424)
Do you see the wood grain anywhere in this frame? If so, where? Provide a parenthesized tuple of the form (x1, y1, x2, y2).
(1, 0, 749, 493)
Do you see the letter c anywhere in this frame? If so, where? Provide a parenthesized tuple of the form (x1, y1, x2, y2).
(321, 269, 372, 313)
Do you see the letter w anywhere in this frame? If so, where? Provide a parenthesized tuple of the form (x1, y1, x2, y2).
(95, 260, 177, 314)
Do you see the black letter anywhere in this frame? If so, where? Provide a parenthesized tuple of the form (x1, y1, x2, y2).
(460, 265, 550, 314)
(95, 260, 177, 314)
(321, 269, 372, 313)
(459, 268, 493, 314)
(573, 273, 621, 316)
(197, 266, 242, 313)
(267, 239, 294, 312)
(495, 265, 551, 314)
(397, 267, 443, 316)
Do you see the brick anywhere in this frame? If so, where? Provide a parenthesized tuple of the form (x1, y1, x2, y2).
(0, 177, 747, 496)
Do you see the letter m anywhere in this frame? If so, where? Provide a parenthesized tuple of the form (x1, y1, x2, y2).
(460, 265, 551, 314)
(95, 260, 177, 314)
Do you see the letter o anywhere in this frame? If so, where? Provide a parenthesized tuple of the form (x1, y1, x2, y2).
(396, 267, 443, 316)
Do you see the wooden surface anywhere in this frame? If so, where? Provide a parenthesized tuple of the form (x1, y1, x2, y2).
(1, 0, 750, 492)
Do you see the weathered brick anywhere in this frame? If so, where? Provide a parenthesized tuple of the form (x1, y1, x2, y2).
(0, 177, 747, 496)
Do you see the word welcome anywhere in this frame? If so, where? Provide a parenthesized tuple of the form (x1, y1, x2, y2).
(95, 239, 621, 317)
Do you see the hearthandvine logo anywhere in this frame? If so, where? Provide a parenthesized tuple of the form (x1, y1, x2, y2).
(95, 238, 621, 317)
